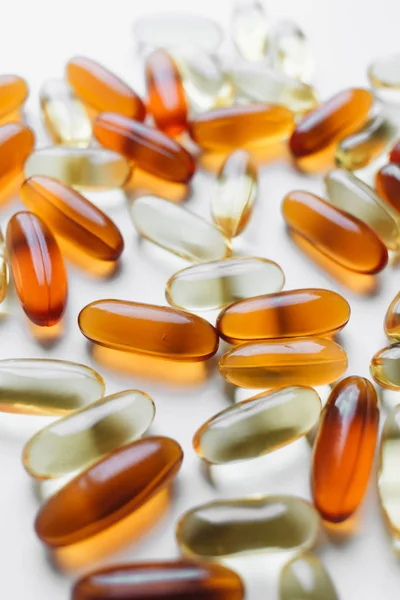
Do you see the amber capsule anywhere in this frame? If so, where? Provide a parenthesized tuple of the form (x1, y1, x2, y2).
(94, 112, 195, 183)
(371, 344, 400, 390)
(279, 553, 339, 600)
(282, 191, 388, 274)
(271, 20, 314, 83)
(385, 292, 400, 342)
(376, 163, 400, 215)
(66, 56, 146, 120)
(232, 0, 271, 62)
(6, 212, 67, 326)
(390, 142, 400, 165)
(311, 376, 379, 522)
(0, 74, 28, 119)
(79, 299, 219, 361)
(378, 406, 400, 548)
(0, 122, 34, 183)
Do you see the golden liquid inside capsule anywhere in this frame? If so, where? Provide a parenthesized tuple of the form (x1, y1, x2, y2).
(368, 54, 400, 102)
(23, 390, 155, 479)
(279, 552, 339, 600)
(232, 0, 270, 62)
(370, 344, 400, 390)
(378, 406, 400, 549)
(166, 256, 285, 311)
(271, 20, 314, 83)
(176, 495, 320, 558)
(385, 292, 400, 342)
(0, 358, 105, 416)
(193, 386, 321, 464)
(219, 337, 348, 388)
(0, 74, 28, 119)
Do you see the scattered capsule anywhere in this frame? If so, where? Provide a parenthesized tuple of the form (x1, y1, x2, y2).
(385, 292, 400, 342)
(79, 299, 219, 361)
(166, 256, 285, 311)
(176, 495, 320, 558)
(0, 123, 35, 183)
(24, 146, 132, 190)
(368, 54, 400, 102)
(130, 195, 230, 262)
(376, 163, 400, 215)
(0, 229, 8, 303)
(219, 337, 347, 388)
(232, 0, 270, 62)
(271, 20, 314, 83)
(66, 56, 146, 120)
(94, 113, 195, 183)
(279, 553, 339, 600)
(282, 191, 389, 274)
(371, 344, 400, 390)
(389, 141, 400, 165)
(35, 436, 183, 546)
(0, 74, 28, 119)
(378, 406, 400, 548)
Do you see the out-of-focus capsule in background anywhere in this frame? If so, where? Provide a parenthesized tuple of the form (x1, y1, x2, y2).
(389, 141, 400, 165)
(376, 163, 400, 215)
(385, 292, 400, 342)
(0, 229, 8, 303)
(371, 344, 400, 390)
(0, 75, 28, 121)
(279, 553, 339, 600)
(378, 406, 400, 549)
(270, 20, 314, 83)
(0, 123, 35, 186)
(231, 0, 270, 62)
(368, 54, 400, 103)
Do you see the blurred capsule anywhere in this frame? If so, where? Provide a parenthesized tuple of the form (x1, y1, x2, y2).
(389, 141, 400, 165)
(376, 163, 400, 215)
(0, 123, 35, 184)
(0, 75, 28, 119)
(371, 344, 400, 390)
(279, 553, 339, 600)
(232, 0, 270, 62)
(0, 229, 8, 303)
(368, 54, 400, 102)
(271, 20, 314, 83)
(386, 292, 400, 342)
(378, 406, 400, 549)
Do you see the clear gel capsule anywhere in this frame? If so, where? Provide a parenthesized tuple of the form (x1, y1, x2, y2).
(271, 20, 314, 83)
(279, 553, 339, 600)
(385, 292, 400, 342)
(378, 406, 400, 549)
(371, 344, 400, 390)
(232, 0, 270, 62)
(368, 54, 400, 102)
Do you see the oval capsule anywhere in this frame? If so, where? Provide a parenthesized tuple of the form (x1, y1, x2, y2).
(0, 74, 28, 119)
(232, 0, 270, 62)
(0, 229, 8, 303)
(389, 141, 400, 165)
(370, 344, 400, 390)
(385, 292, 400, 342)
(368, 54, 400, 102)
(376, 163, 400, 215)
(0, 123, 35, 183)
(378, 406, 400, 548)
(271, 20, 314, 83)
(279, 553, 339, 600)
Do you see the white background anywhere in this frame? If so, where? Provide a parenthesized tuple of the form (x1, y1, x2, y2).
(1, 0, 400, 598)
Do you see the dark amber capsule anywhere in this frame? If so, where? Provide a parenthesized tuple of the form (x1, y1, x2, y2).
(282, 191, 388, 274)
(94, 112, 195, 183)
(66, 56, 146, 120)
(389, 141, 400, 165)
(35, 436, 183, 547)
(0, 75, 28, 119)
(0, 123, 34, 184)
(311, 376, 379, 523)
(376, 163, 400, 215)
(6, 212, 67, 326)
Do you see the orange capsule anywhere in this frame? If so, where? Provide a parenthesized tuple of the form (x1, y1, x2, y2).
(282, 191, 388, 274)
(94, 112, 195, 183)
(311, 376, 379, 523)
(375, 163, 400, 215)
(0, 75, 28, 119)
(66, 56, 146, 120)
(35, 436, 183, 547)
(146, 50, 188, 136)
(0, 122, 35, 184)
(389, 141, 400, 165)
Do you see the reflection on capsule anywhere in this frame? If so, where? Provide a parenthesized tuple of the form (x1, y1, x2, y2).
(378, 406, 400, 550)
(371, 344, 400, 390)
(279, 552, 339, 600)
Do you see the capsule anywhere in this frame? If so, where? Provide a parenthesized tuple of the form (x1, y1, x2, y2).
(325, 169, 400, 251)
(311, 376, 379, 522)
(279, 553, 339, 600)
(94, 113, 195, 183)
(166, 256, 285, 311)
(176, 495, 320, 558)
(6, 212, 67, 326)
(0, 123, 34, 183)
(0, 229, 8, 303)
(219, 337, 347, 388)
(79, 299, 219, 361)
(0, 74, 28, 119)
(271, 20, 314, 83)
(24, 146, 132, 190)
(385, 292, 400, 342)
(232, 0, 270, 62)
(188, 104, 295, 152)
(130, 195, 230, 262)
(282, 191, 389, 274)
(389, 141, 400, 165)
(378, 406, 400, 548)
(35, 436, 183, 547)
(371, 344, 400, 390)
(368, 54, 400, 102)
(376, 163, 400, 215)
(66, 56, 146, 120)
(217, 288, 350, 343)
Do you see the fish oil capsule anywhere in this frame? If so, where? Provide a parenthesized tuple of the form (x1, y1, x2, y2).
(385, 292, 400, 342)
(217, 288, 350, 343)
(378, 406, 400, 548)
(232, 0, 270, 62)
(94, 113, 195, 183)
(130, 195, 229, 262)
(271, 21, 314, 83)
(176, 495, 320, 558)
(23, 390, 155, 479)
(279, 553, 339, 600)
(368, 54, 400, 102)
(25, 146, 132, 190)
(66, 56, 146, 120)
(370, 344, 400, 390)
(193, 386, 321, 464)
(40, 79, 92, 147)
(166, 256, 285, 311)
(0, 123, 34, 184)
(389, 141, 400, 165)
(189, 104, 294, 152)
(35, 436, 183, 547)
(0, 75, 28, 119)
(312, 376, 379, 522)
(376, 164, 400, 215)
(6, 212, 67, 326)
(282, 191, 389, 274)
(219, 337, 347, 388)
(79, 300, 219, 361)
(0, 229, 7, 303)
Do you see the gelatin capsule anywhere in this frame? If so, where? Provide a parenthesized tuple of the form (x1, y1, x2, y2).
(282, 191, 389, 274)
(368, 54, 400, 102)
(23, 390, 155, 479)
(0, 123, 35, 183)
(0, 229, 8, 303)
(24, 146, 132, 190)
(40, 79, 92, 147)
(35, 436, 183, 547)
(232, 0, 270, 62)
(370, 344, 400, 390)
(166, 256, 285, 311)
(130, 195, 230, 262)
(217, 288, 350, 343)
(378, 406, 400, 548)
(94, 113, 195, 184)
(6, 212, 67, 326)
(79, 299, 219, 361)
(219, 337, 347, 388)
(0, 358, 104, 416)
(279, 553, 338, 600)
(176, 495, 320, 558)
(385, 292, 400, 342)
(193, 386, 321, 464)
(389, 141, 400, 165)
(271, 20, 314, 83)
(21, 176, 124, 262)
(311, 376, 379, 522)
(66, 56, 146, 120)
(376, 163, 400, 215)
(0, 74, 28, 119)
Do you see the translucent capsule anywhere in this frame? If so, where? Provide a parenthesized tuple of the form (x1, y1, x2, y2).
(130, 195, 230, 262)
(23, 390, 155, 479)
(166, 256, 285, 311)
(279, 553, 339, 600)
(282, 191, 389, 274)
(312, 376, 379, 522)
(24, 146, 132, 190)
(368, 54, 400, 102)
(0, 74, 28, 119)
(219, 337, 347, 388)
(376, 164, 400, 215)
(378, 406, 400, 548)
(0, 229, 8, 303)
(0, 123, 34, 184)
(176, 495, 320, 558)
(371, 344, 400, 390)
(40, 79, 92, 147)
(390, 141, 400, 165)
(35, 436, 183, 547)
(385, 292, 400, 342)
(79, 299, 219, 361)
(0, 358, 105, 416)
(94, 113, 195, 183)
(271, 21, 314, 83)
(232, 0, 270, 62)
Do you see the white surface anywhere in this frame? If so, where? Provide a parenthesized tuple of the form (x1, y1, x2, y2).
(1, 0, 400, 598)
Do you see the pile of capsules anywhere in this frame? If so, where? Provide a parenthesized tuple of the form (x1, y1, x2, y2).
(3, 1, 400, 598)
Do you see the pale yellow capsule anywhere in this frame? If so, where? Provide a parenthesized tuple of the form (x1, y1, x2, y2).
(371, 344, 400, 390)
(279, 553, 339, 600)
(385, 292, 400, 342)
(271, 20, 314, 83)
(232, 0, 271, 62)
(0, 229, 8, 304)
(368, 54, 400, 102)
(378, 406, 400, 550)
